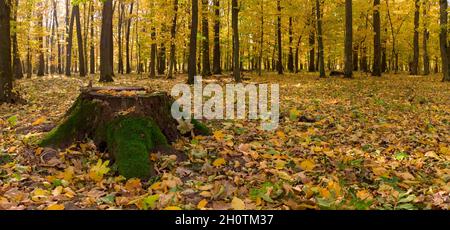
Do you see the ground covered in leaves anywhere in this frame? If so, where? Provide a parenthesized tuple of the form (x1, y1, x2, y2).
(0, 73, 449, 210)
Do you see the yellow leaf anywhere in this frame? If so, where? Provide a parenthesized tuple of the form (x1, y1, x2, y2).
(372, 167, 389, 177)
(197, 199, 208, 209)
(88, 159, 110, 182)
(212, 158, 226, 167)
(440, 146, 450, 155)
(231, 197, 246, 210)
(125, 178, 142, 191)
(276, 131, 286, 139)
(213, 131, 225, 141)
(199, 191, 212, 198)
(47, 204, 65, 210)
(32, 116, 46, 126)
(58, 166, 74, 182)
(164, 206, 182, 210)
(274, 159, 286, 169)
(356, 190, 373, 201)
(300, 159, 315, 171)
(150, 182, 162, 190)
(52, 186, 63, 196)
(35, 147, 44, 156)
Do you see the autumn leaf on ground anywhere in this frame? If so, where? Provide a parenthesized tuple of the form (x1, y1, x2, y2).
(88, 159, 110, 182)
(231, 197, 246, 210)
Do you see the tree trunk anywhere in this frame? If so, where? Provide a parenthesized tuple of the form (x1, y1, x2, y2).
(39, 87, 209, 179)
(65, 6, 75, 76)
(232, 0, 240, 82)
(12, 0, 23, 79)
(201, 0, 212, 76)
(100, 0, 114, 82)
(212, 0, 222, 75)
(118, 2, 124, 74)
(372, 0, 382, 77)
(90, 3, 95, 74)
(276, 0, 283, 75)
(188, 0, 199, 84)
(258, 1, 264, 76)
(308, 7, 315, 72)
(37, 10, 45, 77)
(75, 5, 86, 77)
(168, 0, 179, 79)
(316, 0, 325, 78)
(0, 0, 13, 103)
(423, 1, 430, 76)
(149, 25, 157, 78)
(440, 0, 450, 82)
(288, 17, 294, 73)
(125, 3, 134, 74)
(344, 0, 353, 78)
(411, 0, 420, 75)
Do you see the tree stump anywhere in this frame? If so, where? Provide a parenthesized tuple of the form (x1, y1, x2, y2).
(39, 87, 210, 179)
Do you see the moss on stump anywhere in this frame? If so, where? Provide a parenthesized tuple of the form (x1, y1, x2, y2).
(39, 87, 210, 179)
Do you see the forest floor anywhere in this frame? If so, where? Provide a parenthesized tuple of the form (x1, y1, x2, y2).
(0, 73, 449, 210)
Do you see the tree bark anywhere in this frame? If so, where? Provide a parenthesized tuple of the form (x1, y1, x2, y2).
(423, 0, 430, 76)
(65, 6, 75, 76)
(201, 0, 212, 76)
(75, 5, 86, 77)
(372, 0, 382, 77)
(37, 10, 45, 77)
(168, 0, 179, 79)
(118, 2, 124, 74)
(411, 0, 420, 75)
(288, 17, 294, 73)
(125, 3, 134, 74)
(212, 0, 222, 75)
(316, 0, 325, 78)
(308, 7, 315, 72)
(187, 0, 199, 84)
(149, 25, 157, 78)
(90, 3, 95, 74)
(276, 0, 283, 75)
(344, 0, 353, 78)
(12, 0, 23, 79)
(232, 0, 240, 82)
(0, 0, 13, 103)
(258, 0, 264, 76)
(440, 0, 450, 82)
(100, 0, 114, 82)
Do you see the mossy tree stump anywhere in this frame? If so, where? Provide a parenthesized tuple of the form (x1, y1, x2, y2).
(39, 87, 209, 179)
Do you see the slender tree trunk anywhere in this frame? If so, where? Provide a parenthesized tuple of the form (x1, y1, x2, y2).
(372, 0, 382, 76)
(0, 0, 13, 103)
(258, 0, 264, 76)
(276, 0, 283, 75)
(74, 5, 86, 77)
(168, 0, 179, 79)
(125, 3, 134, 74)
(118, 2, 124, 74)
(90, 3, 95, 74)
(212, 0, 222, 75)
(100, 0, 114, 82)
(308, 7, 315, 72)
(344, 0, 353, 78)
(353, 45, 358, 71)
(150, 25, 157, 78)
(316, 0, 325, 77)
(201, 0, 212, 76)
(423, 0, 430, 76)
(65, 6, 75, 76)
(411, 0, 420, 75)
(440, 0, 450, 82)
(12, 0, 23, 79)
(288, 17, 294, 72)
(188, 0, 199, 84)
(37, 10, 45, 77)
(232, 0, 240, 82)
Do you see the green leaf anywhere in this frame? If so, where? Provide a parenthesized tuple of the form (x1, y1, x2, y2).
(7, 115, 18, 126)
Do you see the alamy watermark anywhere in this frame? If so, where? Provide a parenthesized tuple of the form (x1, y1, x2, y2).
(171, 76, 280, 131)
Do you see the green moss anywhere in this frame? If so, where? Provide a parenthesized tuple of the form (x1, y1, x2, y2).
(39, 99, 100, 148)
(192, 119, 212, 136)
(106, 117, 168, 179)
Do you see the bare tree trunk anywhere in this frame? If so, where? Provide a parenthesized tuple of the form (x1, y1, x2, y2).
(258, 0, 264, 76)
(232, 0, 240, 82)
(12, 0, 23, 79)
(276, 0, 283, 75)
(288, 17, 294, 73)
(65, 6, 75, 76)
(100, 0, 114, 82)
(37, 9, 45, 77)
(118, 2, 124, 74)
(125, 2, 134, 74)
(150, 25, 157, 78)
(75, 5, 86, 77)
(316, 0, 325, 78)
(90, 3, 95, 74)
(0, 0, 13, 102)
(423, 0, 430, 76)
(440, 0, 450, 82)
(372, 0, 382, 76)
(344, 0, 353, 78)
(168, 0, 179, 79)
(187, 0, 199, 84)
(201, 0, 212, 76)
(212, 0, 222, 75)
(411, 0, 420, 75)
(308, 7, 315, 72)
